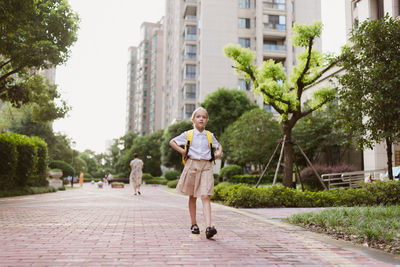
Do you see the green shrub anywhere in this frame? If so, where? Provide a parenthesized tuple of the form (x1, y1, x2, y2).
(142, 173, 153, 182)
(13, 134, 37, 188)
(212, 180, 400, 208)
(167, 179, 179, 188)
(146, 177, 168, 185)
(0, 133, 18, 190)
(165, 170, 180, 181)
(219, 164, 242, 181)
(29, 137, 48, 187)
(84, 172, 92, 178)
(49, 160, 74, 177)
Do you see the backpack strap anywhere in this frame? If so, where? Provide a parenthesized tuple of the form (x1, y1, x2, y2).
(206, 130, 215, 164)
(182, 129, 194, 165)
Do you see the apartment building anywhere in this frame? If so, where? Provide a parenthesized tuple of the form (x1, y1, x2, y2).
(126, 21, 164, 135)
(345, 0, 400, 170)
(162, 0, 321, 127)
(126, 47, 138, 133)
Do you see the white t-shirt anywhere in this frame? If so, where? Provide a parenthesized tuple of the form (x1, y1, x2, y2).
(173, 128, 219, 160)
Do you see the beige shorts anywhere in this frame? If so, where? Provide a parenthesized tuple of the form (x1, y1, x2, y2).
(176, 159, 214, 197)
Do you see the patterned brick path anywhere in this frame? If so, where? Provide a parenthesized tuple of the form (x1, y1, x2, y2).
(0, 183, 399, 266)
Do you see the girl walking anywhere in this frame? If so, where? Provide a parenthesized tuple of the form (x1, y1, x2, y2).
(169, 107, 222, 239)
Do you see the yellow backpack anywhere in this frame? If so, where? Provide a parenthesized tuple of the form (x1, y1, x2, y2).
(182, 129, 214, 165)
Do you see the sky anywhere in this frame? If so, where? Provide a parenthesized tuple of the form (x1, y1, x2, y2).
(53, 0, 346, 154)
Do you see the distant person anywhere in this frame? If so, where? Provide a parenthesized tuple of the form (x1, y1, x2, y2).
(129, 153, 143, 195)
(79, 171, 84, 187)
(107, 172, 113, 185)
(70, 174, 74, 187)
(169, 107, 222, 239)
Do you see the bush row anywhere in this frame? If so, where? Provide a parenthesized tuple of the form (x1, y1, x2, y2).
(0, 133, 48, 190)
(211, 181, 400, 208)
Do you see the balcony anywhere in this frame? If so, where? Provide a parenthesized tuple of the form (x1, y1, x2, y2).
(263, 44, 286, 51)
(263, 1, 286, 11)
(183, 0, 197, 18)
(263, 43, 286, 59)
(264, 23, 286, 30)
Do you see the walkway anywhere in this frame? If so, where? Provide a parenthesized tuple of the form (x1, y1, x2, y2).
(0, 183, 399, 266)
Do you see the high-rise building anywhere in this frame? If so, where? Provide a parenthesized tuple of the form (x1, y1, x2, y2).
(162, 0, 322, 127)
(126, 46, 138, 133)
(345, 0, 400, 170)
(126, 20, 164, 135)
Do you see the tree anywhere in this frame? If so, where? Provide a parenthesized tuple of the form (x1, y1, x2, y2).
(224, 22, 342, 187)
(292, 100, 353, 167)
(0, 0, 79, 106)
(161, 120, 193, 171)
(79, 150, 101, 176)
(200, 87, 258, 139)
(116, 130, 164, 177)
(337, 15, 400, 180)
(220, 108, 280, 168)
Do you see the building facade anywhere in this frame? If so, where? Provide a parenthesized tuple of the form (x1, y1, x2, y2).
(162, 0, 321, 127)
(345, 0, 400, 170)
(126, 21, 164, 135)
(125, 46, 138, 133)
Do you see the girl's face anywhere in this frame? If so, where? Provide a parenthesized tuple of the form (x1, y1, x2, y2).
(192, 109, 208, 131)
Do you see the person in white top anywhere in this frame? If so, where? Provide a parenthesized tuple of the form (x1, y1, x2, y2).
(129, 153, 143, 195)
(170, 107, 222, 239)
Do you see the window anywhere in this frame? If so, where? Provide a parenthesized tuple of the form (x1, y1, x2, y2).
(239, 38, 250, 48)
(184, 64, 196, 80)
(238, 79, 251, 91)
(263, 15, 286, 30)
(183, 84, 196, 99)
(144, 90, 147, 97)
(184, 104, 196, 119)
(144, 74, 147, 81)
(144, 58, 148, 64)
(238, 18, 251, 29)
(263, 40, 285, 51)
(264, 104, 277, 113)
(184, 45, 197, 59)
(185, 26, 197, 40)
(238, 0, 250, 8)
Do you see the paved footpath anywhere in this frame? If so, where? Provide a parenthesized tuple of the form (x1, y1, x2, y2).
(0, 184, 399, 266)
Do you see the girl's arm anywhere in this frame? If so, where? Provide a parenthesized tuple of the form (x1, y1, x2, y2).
(169, 139, 186, 157)
(214, 144, 223, 160)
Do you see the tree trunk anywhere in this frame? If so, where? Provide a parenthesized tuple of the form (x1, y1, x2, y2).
(282, 123, 294, 187)
(385, 137, 393, 180)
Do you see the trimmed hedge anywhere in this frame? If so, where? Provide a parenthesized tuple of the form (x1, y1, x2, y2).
(164, 170, 180, 181)
(167, 179, 179, 188)
(219, 164, 242, 180)
(228, 173, 282, 184)
(142, 173, 153, 182)
(0, 133, 18, 190)
(211, 181, 400, 208)
(0, 133, 49, 190)
(145, 177, 168, 185)
(29, 137, 48, 187)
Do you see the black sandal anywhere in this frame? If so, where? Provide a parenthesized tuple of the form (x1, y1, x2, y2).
(206, 226, 217, 239)
(191, 224, 200, 234)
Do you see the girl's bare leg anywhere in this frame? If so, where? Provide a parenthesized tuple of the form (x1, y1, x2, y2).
(188, 196, 197, 224)
(201, 195, 212, 227)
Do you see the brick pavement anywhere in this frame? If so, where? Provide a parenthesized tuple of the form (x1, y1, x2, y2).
(0, 183, 399, 266)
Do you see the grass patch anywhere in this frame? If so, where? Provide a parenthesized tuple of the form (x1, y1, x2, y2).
(0, 186, 58, 198)
(286, 206, 400, 254)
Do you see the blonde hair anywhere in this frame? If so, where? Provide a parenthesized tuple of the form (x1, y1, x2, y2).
(191, 107, 208, 121)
